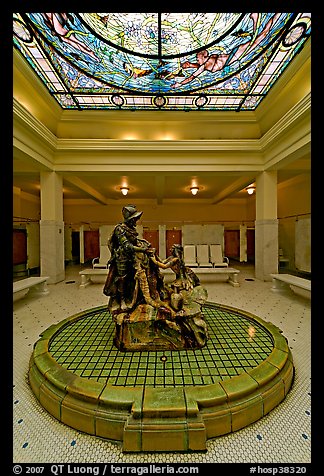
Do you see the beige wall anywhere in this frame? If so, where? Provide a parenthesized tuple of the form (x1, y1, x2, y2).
(14, 190, 255, 229)
(278, 173, 311, 272)
(13, 188, 40, 221)
(63, 199, 254, 229)
(278, 173, 310, 218)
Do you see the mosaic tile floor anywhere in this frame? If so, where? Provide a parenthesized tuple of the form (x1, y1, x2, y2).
(13, 263, 311, 463)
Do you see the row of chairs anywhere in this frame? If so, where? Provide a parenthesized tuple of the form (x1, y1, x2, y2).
(92, 243, 229, 269)
(184, 244, 229, 268)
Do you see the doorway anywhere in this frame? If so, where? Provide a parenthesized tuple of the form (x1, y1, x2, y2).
(143, 230, 159, 255)
(72, 231, 80, 264)
(84, 230, 100, 264)
(166, 229, 182, 257)
(247, 228, 255, 263)
(224, 230, 240, 260)
(13, 229, 27, 266)
(13, 228, 28, 277)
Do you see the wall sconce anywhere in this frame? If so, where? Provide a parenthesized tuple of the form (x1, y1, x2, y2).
(190, 186, 199, 196)
(246, 185, 256, 195)
(120, 186, 129, 196)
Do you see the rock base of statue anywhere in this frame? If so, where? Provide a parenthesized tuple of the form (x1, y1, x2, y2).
(111, 285, 208, 352)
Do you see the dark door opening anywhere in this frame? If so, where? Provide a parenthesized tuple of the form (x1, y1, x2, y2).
(72, 231, 80, 264)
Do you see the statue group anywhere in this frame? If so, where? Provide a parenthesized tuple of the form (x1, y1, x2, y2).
(103, 205, 208, 351)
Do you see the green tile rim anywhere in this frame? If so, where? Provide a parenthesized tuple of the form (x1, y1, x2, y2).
(28, 302, 294, 452)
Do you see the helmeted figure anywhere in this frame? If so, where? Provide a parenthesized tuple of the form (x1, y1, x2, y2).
(104, 205, 147, 311)
(104, 205, 169, 313)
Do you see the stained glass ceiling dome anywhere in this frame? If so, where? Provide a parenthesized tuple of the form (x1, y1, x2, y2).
(13, 12, 311, 111)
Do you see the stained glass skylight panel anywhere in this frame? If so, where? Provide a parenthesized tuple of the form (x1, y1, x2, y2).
(13, 12, 311, 111)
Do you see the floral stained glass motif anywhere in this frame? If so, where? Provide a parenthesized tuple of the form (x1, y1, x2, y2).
(13, 13, 311, 111)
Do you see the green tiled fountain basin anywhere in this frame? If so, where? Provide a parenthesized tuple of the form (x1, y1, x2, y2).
(29, 302, 294, 452)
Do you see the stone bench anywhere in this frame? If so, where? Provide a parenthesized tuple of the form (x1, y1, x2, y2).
(79, 268, 109, 288)
(270, 273, 311, 299)
(13, 276, 49, 302)
(162, 267, 240, 287)
(79, 266, 241, 288)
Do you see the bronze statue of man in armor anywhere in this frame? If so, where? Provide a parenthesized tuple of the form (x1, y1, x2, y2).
(103, 205, 151, 311)
(104, 204, 181, 315)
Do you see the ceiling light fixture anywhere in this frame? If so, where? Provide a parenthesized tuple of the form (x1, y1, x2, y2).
(190, 186, 199, 196)
(120, 186, 129, 196)
(246, 185, 256, 195)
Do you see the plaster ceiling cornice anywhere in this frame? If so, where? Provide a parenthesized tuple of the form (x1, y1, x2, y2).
(55, 138, 261, 152)
(13, 98, 58, 151)
(260, 92, 311, 151)
(58, 108, 258, 124)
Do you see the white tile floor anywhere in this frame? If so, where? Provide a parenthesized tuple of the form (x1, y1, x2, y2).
(13, 263, 311, 464)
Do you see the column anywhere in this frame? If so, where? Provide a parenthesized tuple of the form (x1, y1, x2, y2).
(240, 224, 247, 263)
(159, 224, 166, 260)
(40, 171, 65, 284)
(79, 224, 85, 264)
(255, 171, 278, 281)
(64, 225, 73, 264)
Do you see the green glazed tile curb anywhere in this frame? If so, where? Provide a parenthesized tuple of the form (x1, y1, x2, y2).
(220, 372, 259, 401)
(287, 348, 294, 363)
(67, 376, 105, 401)
(33, 338, 49, 358)
(29, 363, 46, 400)
(99, 385, 143, 415)
(265, 348, 289, 371)
(248, 361, 280, 387)
(185, 383, 227, 408)
(271, 332, 290, 352)
(46, 365, 79, 392)
(143, 387, 186, 418)
(34, 352, 59, 376)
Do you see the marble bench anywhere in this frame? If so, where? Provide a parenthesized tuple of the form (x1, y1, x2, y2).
(162, 267, 240, 287)
(13, 276, 50, 302)
(270, 273, 311, 299)
(79, 266, 241, 288)
(79, 268, 109, 288)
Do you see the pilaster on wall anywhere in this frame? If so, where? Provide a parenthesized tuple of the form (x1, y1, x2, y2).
(240, 224, 247, 263)
(255, 219, 279, 281)
(159, 225, 166, 260)
(40, 172, 65, 283)
(40, 220, 65, 283)
(255, 171, 278, 281)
